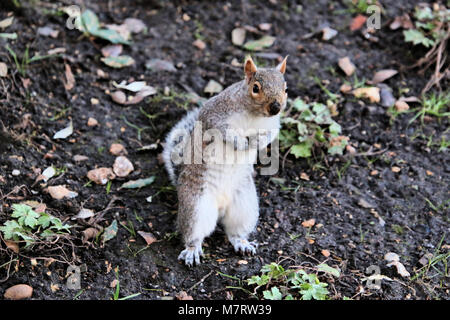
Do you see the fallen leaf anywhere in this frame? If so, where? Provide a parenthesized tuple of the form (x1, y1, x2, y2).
(101, 44, 123, 57)
(113, 156, 134, 177)
(350, 14, 367, 31)
(4, 284, 33, 300)
(119, 176, 155, 189)
(300, 172, 310, 181)
(63, 63, 75, 91)
(53, 121, 73, 139)
(123, 18, 147, 33)
(101, 55, 135, 68)
(317, 263, 340, 277)
(73, 155, 89, 162)
(384, 252, 400, 262)
(42, 166, 56, 182)
(110, 143, 127, 156)
(385, 252, 410, 277)
(82, 227, 100, 243)
(72, 208, 95, 220)
(321, 249, 330, 257)
(37, 26, 58, 38)
(87, 167, 116, 185)
(47, 185, 78, 200)
(4, 240, 19, 253)
(137, 231, 157, 245)
(321, 27, 338, 41)
(371, 69, 398, 84)
(302, 218, 315, 228)
(0, 62, 8, 77)
(390, 14, 413, 30)
(352, 87, 380, 103)
(231, 27, 246, 46)
(110, 90, 127, 104)
(338, 57, 356, 76)
(204, 80, 223, 94)
(243, 35, 276, 51)
(113, 80, 147, 92)
(394, 100, 409, 112)
(0, 16, 14, 29)
(145, 59, 177, 72)
(102, 220, 118, 243)
(340, 83, 352, 93)
(258, 23, 272, 31)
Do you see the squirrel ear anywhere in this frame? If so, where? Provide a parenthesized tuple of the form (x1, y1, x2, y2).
(276, 56, 288, 74)
(244, 56, 257, 83)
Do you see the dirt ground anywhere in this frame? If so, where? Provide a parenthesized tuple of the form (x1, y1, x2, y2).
(0, 0, 448, 300)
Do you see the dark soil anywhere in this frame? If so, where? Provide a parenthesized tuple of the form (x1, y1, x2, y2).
(0, 0, 448, 300)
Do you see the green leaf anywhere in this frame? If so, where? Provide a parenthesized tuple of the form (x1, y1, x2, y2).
(101, 55, 135, 68)
(403, 29, 435, 47)
(296, 122, 308, 136)
(80, 9, 100, 34)
(329, 121, 342, 136)
(102, 220, 118, 243)
(0, 32, 18, 39)
(293, 99, 309, 112)
(0, 220, 21, 239)
(291, 142, 312, 158)
(414, 7, 434, 20)
(91, 29, 130, 45)
(263, 287, 282, 300)
(243, 36, 276, 51)
(317, 263, 341, 278)
(119, 176, 155, 189)
(300, 109, 314, 122)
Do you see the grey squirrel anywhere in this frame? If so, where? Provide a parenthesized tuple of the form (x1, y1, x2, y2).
(162, 56, 288, 266)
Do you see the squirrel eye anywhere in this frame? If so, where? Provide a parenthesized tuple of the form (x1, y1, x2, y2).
(252, 84, 260, 94)
(285, 87, 288, 94)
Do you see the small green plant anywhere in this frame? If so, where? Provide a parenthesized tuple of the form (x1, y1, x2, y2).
(0, 204, 71, 247)
(247, 262, 330, 300)
(403, 5, 449, 48)
(409, 92, 450, 125)
(280, 98, 348, 159)
(346, 0, 377, 14)
(6, 45, 57, 77)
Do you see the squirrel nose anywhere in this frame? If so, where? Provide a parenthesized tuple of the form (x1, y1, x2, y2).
(269, 101, 281, 115)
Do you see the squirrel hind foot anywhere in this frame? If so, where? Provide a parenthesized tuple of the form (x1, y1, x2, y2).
(230, 238, 258, 256)
(178, 245, 203, 267)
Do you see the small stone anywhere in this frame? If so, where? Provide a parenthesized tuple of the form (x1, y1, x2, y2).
(379, 85, 396, 107)
(338, 57, 355, 76)
(87, 117, 98, 127)
(394, 100, 410, 112)
(4, 284, 33, 300)
(109, 143, 127, 156)
(113, 156, 134, 177)
(193, 39, 206, 50)
(87, 167, 116, 185)
(12, 169, 20, 176)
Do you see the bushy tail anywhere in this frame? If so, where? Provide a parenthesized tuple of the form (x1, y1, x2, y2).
(162, 108, 200, 185)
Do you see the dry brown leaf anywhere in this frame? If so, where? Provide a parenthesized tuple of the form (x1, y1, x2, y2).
(47, 185, 78, 200)
(4, 240, 19, 253)
(338, 57, 355, 76)
(353, 87, 380, 103)
(137, 231, 157, 246)
(82, 227, 100, 243)
(101, 44, 123, 58)
(63, 64, 75, 91)
(321, 249, 330, 257)
(394, 100, 410, 112)
(350, 14, 367, 31)
(231, 27, 246, 46)
(302, 218, 316, 228)
(4, 284, 33, 300)
(110, 90, 126, 104)
(87, 167, 116, 185)
(0, 62, 7, 77)
(371, 69, 398, 84)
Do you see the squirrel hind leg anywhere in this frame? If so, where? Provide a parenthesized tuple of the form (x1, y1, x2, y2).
(222, 180, 259, 256)
(177, 191, 219, 266)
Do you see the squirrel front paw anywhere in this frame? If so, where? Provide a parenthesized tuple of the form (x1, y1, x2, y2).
(229, 238, 258, 255)
(178, 245, 203, 267)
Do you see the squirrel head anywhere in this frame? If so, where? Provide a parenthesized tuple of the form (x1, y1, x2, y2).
(244, 56, 288, 117)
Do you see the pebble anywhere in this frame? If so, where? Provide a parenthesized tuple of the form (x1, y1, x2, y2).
(379, 85, 396, 107)
(12, 169, 20, 176)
